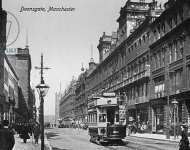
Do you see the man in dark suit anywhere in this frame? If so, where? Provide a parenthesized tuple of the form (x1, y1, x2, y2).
(0, 120, 15, 150)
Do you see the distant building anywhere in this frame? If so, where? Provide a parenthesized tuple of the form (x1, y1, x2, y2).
(59, 79, 76, 125)
(55, 91, 61, 125)
(74, 71, 87, 125)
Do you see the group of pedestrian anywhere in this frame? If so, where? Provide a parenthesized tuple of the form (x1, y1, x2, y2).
(33, 123, 41, 144)
(15, 122, 41, 144)
(0, 120, 15, 150)
(0, 120, 41, 150)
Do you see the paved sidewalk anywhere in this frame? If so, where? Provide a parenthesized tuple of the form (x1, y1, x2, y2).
(13, 134, 40, 150)
(129, 133, 190, 143)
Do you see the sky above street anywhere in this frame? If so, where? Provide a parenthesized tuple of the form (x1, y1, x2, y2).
(3, 0, 167, 115)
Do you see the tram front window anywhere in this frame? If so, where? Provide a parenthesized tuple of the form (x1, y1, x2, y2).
(99, 114, 106, 122)
(107, 108, 115, 125)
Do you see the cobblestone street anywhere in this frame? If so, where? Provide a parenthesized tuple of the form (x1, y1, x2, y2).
(46, 128, 180, 150)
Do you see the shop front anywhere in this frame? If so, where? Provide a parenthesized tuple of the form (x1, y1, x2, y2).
(151, 105, 164, 133)
(150, 98, 166, 134)
(127, 103, 150, 133)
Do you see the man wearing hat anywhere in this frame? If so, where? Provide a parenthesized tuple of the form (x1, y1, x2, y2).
(0, 120, 15, 150)
(179, 124, 190, 150)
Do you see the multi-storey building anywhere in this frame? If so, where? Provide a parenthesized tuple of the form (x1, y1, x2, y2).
(0, 2, 34, 124)
(149, 0, 190, 134)
(3, 55, 19, 124)
(0, 4, 20, 124)
(85, 32, 117, 99)
(7, 46, 32, 121)
(85, 0, 162, 126)
(84, 0, 190, 136)
(116, 0, 162, 127)
(59, 79, 76, 125)
(0, 2, 7, 123)
(74, 71, 87, 125)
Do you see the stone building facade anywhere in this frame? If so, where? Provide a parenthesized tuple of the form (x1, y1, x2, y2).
(84, 0, 190, 136)
(59, 79, 76, 125)
(0, 2, 35, 124)
(2, 55, 19, 124)
(58, 0, 190, 136)
(7, 47, 32, 121)
(149, 0, 190, 134)
(0, 3, 7, 123)
(85, 0, 162, 126)
(74, 71, 87, 125)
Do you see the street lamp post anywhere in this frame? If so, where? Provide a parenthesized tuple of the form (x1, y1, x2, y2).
(36, 54, 50, 150)
(172, 99, 178, 140)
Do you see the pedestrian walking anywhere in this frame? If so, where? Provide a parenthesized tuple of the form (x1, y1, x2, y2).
(33, 123, 41, 144)
(0, 120, 15, 150)
(8, 124, 16, 135)
(179, 125, 190, 150)
(19, 123, 30, 143)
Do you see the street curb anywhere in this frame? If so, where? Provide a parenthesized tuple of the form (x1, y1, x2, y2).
(127, 135, 179, 144)
(45, 132, 52, 150)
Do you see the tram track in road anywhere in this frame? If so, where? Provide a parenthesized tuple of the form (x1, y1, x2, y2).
(123, 139, 177, 150)
(106, 146, 123, 150)
(101, 140, 169, 150)
(102, 141, 133, 150)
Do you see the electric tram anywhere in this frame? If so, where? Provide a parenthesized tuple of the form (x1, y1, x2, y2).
(87, 92, 126, 144)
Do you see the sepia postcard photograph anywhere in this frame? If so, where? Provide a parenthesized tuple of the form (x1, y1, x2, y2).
(0, 0, 190, 150)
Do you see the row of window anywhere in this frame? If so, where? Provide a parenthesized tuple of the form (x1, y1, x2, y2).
(154, 83, 165, 98)
(87, 113, 107, 123)
(127, 81, 149, 101)
(153, 69, 183, 98)
(151, 38, 184, 70)
(169, 39, 183, 63)
(100, 56, 149, 91)
(170, 69, 183, 92)
(152, 8, 183, 42)
(87, 113, 97, 123)
(128, 32, 149, 54)
(151, 49, 165, 70)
